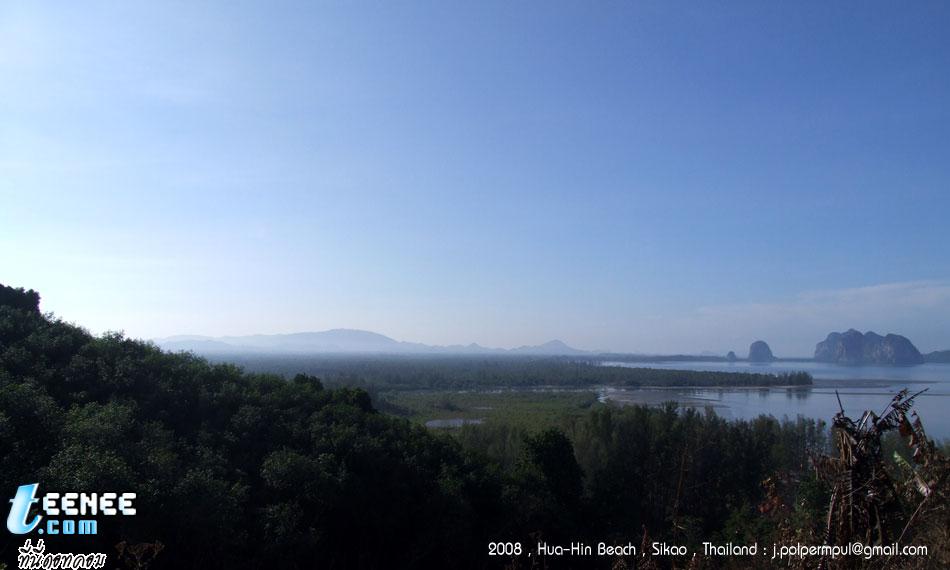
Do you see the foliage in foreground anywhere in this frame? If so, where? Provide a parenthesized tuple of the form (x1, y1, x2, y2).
(0, 284, 946, 569)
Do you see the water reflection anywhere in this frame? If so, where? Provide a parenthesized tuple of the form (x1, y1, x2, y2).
(602, 362, 950, 439)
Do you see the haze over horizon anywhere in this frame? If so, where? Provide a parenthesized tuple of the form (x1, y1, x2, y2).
(3, 2, 950, 356)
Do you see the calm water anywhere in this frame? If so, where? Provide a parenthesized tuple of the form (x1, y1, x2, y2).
(602, 361, 950, 439)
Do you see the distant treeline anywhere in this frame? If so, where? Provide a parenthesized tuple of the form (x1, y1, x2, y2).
(594, 353, 815, 363)
(205, 353, 813, 390)
(595, 353, 734, 363)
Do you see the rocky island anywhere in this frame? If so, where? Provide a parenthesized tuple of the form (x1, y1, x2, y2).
(814, 329, 924, 366)
(924, 350, 950, 363)
(748, 340, 775, 362)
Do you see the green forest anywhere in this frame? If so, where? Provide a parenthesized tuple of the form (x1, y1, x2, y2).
(1, 284, 946, 569)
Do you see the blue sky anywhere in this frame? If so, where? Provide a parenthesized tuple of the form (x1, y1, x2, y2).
(2, 2, 949, 355)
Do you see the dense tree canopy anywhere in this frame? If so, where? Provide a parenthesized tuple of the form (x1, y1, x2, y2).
(1, 284, 943, 569)
(0, 285, 506, 568)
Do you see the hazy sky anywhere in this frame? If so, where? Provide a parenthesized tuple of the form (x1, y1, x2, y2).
(2, 2, 950, 356)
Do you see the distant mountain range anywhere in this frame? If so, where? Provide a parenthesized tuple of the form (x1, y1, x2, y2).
(155, 328, 950, 364)
(154, 329, 589, 356)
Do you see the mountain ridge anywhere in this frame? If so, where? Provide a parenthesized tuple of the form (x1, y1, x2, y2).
(155, 329, 587, 356)
(814, 329, 924, 365)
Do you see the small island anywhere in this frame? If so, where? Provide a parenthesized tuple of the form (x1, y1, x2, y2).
(748, 340, 776, 362)
(925, 350, 950, 363)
